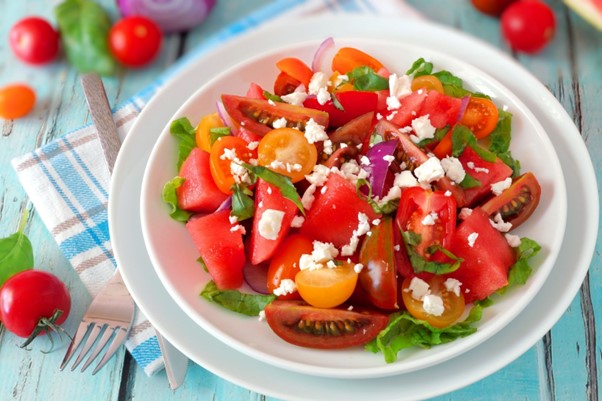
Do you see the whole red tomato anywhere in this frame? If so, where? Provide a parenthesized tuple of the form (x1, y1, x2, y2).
(501, 0, 556, 53)
(0, 270, 71, 339)
(109, 16, 162, 68)
(470, 0, 517, 16)
(9, 16, 60, 65)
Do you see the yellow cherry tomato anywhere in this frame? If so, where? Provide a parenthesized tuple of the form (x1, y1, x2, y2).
(295, 262, 358, 308)
(196, 112, 226, 152)
(411, 75, 444, 94)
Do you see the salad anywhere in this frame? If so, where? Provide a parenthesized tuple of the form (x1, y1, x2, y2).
(162, 39, 542, 363)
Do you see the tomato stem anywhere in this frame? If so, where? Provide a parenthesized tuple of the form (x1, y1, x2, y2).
(19, 309, 70, 351)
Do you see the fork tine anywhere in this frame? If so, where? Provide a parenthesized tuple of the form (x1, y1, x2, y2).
(60, 322, 93, 370)
(80, 325, 116, 373)
(71, 323, 106, 370)
(91, 327, 129, 375)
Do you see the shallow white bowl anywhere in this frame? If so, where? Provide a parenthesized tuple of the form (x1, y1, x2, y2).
(140, 37, 566, 379)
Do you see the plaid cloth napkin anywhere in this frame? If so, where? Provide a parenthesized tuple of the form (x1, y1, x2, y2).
(11, 0, 421, 376)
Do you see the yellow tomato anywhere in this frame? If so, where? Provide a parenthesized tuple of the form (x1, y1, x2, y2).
(257, 128, 317, 183)
(295, 262, 358, 308)
(196, 112, 225, 152)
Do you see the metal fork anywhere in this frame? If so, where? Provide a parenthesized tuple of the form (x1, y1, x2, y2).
(60, 269, 135, 374)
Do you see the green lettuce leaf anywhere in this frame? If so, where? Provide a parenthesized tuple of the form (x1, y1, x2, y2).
(347, 66, 389, 91)
(201, 281, 275, 316)
(402, 231, 462, 275)
(170, 117, 197, 170)
(507, 237, 542, 286)
(231, 184, 255, 221)
(161, 177, 192, 222)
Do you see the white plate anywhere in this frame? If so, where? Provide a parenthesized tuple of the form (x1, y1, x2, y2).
(139, 35, 565, 378)
(109, 15, 598, 401)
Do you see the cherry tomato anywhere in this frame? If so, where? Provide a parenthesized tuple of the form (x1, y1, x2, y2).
(481, 172, 541, 229)
(267, 234, 314, 300)
(331, 47, 385, 75)
(264, 300, 389, 349)
(0, 270, 71, 338)
(401, 275, 465, 329)
(501, 0, 556, 54)
(209, 135, 256, 194)
(411, 75, 444, 94)
(196, 113, 225, 152)
(295, 261, 358, 309)
(358, 217, 399, 310)
(470, 0, 517, 16)
(0, 84, 36, 119)
(304, 90, 378, 128)
(109, 16, 162, 67)
(275, 57, 313, 88)
(257, 128, 317, 183)
(274, 71, 302, 96)
(9, 17, 60, 65)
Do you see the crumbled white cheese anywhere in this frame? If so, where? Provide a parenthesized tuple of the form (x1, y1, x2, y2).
(441, 156, 466, 184)
(258, 209, 285, 240)
(228, 214, 238, 224)
(387, 73, 412, 110)
(247, 141, 259, 151)
(406, 277, 430, 301)
(308, 72, 329, 95)
(258, 310, 266, 321)
(272, 117, 288, 129)
(322, 139, 334, 155)
(444, 278, 462, 297)
(444, 190, 452, 197)
(459, 208, 473, 220)
(291, 215, 305, 228)
(505, 233, 522, 248)
(466, 161, 489, 174)
(383, 154, 395, 163)
(423, 294, 445, 316)
(301, 184, 317, 210)
(230, 224, 246, 235)
(304, 118, 328, 144)
(467, 232, 479, 247)
(353, 263, 364, 273)
(491, 177, 512, 196)
(312, 241, 339, 263)
(410, 115, 436, 143)
(273, 279, 297, 296)
(281, 86, 308, 106)
(316, 87, 332, 105)
(305, 164, 331, 186)
(421, 212, 438, 226)
(268, 99, 276, 106)
(341, 212, 371, 256)
(490, 213, 512, 233)
(372, 219, 381, 226)
(414, 157, 445, 184)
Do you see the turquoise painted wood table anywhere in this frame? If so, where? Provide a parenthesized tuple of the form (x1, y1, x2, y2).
(1, 0, 600, 400)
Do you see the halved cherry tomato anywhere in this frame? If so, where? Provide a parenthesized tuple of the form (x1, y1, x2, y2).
(267, 234, 313, 300)
(257, 128, 317, 183)
(411, 75, 444, 94)
(303, 90, 378, 128)
(396, 187, 457, 271)
(0, 84, 36, 119)
(276, 57, 313, 88)
(209, 135, 256, 194)
(331, 47, 385, 75)
(401, 275, 465, 329)
(481, 172, 541, 229)
(295, 262, 358, 308)
(221, 95, 329, 137)
(264, 300, 389, 349)
(433, 96, 499, 158)
(358, 217, 399, 310)
(196, 113, 225, 152)
(274, 71, 301, 96)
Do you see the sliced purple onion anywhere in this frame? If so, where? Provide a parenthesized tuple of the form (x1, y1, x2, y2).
(243, 262, 270, 294)
(364, 139, 399, 198)
(454, 96, 470, 124)
(311, 37, 335, 72)
(215, 100, 235, 131)
(117, 0, 216, 33)
(215, 195, 232, 213)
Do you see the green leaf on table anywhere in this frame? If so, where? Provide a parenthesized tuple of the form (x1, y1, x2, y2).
(161, 177, 192, 222)
(201, 280, 276, 316)
(242, 164, 305, 215)
(54, 0, 117, 76)
(170, 117, 197, 170)
(0, 211, 34, 287)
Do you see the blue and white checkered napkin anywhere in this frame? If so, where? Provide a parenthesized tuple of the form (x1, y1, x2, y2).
(11, 0, 420, 376)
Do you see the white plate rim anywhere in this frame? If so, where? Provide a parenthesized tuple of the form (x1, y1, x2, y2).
(109, 15, 599, 401)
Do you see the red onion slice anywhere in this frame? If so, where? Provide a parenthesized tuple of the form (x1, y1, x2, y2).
(454, 95, 470, 123)
(215, 195, 232, 213)
(117, 0, 217, 33)
(215, 100, 235, 131)
(311, 37, 335, 72)
(243, 262, 270, 294)
(365, 139, 399, 198)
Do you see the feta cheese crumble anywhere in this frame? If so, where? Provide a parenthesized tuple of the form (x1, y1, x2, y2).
(304, 118, 328, 143)
(467, 232, 479, 247)
(273, 278, 297, 296)
(423, 294, 445, 316)
(410, 115, 436, 143)
(440, 156, 466, 184)
(414, 157, 445, 184)
(341, 212, 371, 256)
(491, 177, 512, 196)
(258, 209, 285, 240)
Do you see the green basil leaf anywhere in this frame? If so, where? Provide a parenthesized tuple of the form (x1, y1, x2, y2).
(242, 164, 305, 215)
(54, 0, 117, 76)
(450, 125, 475, 157)
(507, 237, 541, 286)
(355, 178, 398, 215)
(347, 66, 389, 91)
(209, 127, 231, 146)
(331, 92, 345, 111)
(161, 177, 192, 222)
(406, 58, 433, 76)
(201, 280, 276, 316)
(0, 212, 34, 287)
(488, 110, 513, 154)
(459, 172, 481, 189)
(231, 184, 255, 221)
(402, 231, 462, 275)
(263, 90, 283, 103)
(170, 117, 197, 170)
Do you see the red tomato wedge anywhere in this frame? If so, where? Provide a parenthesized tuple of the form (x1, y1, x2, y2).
(186, 209, 246, 289)
(300, 173, 380, 249)
(459, 145, 513, 206)
(248, 179, 298, 265)
(445, 208, 517, 303)
(221, 95, 329, 137)
(276, 57, 313, 88)
(177, 148, 229, 212)
(303, 91, 378, 128)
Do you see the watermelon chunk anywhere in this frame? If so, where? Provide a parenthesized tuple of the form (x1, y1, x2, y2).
(419, 90, 462, 128)
(388, 90, 428, 128)
(247, 179, 297, 265)
(186, 209, 246, 289)
(445, 208, 516, 303)
(177, 147, 228, 213)
(300, 173, 380, 249)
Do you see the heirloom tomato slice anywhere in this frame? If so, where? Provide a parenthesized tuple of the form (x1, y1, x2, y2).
(264, 300, 389, 349)
(257, 128, 317, 183)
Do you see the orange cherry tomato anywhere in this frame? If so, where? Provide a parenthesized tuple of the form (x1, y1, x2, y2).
(257, 128, 317, 183)
(196, 113, 225, 152)
(276, 57, 313, 88)
(328, 71, 354, 92)
(411, 75, 444, 94)
(0, 84, 35, 119)
(267, 234, 314, 300)
(331, 47, 385, 75)
(295, 261, 359, 308)
(401, 275, 465, 329)
(433, 96, 499, 158)
(209, 135, 256, 194)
